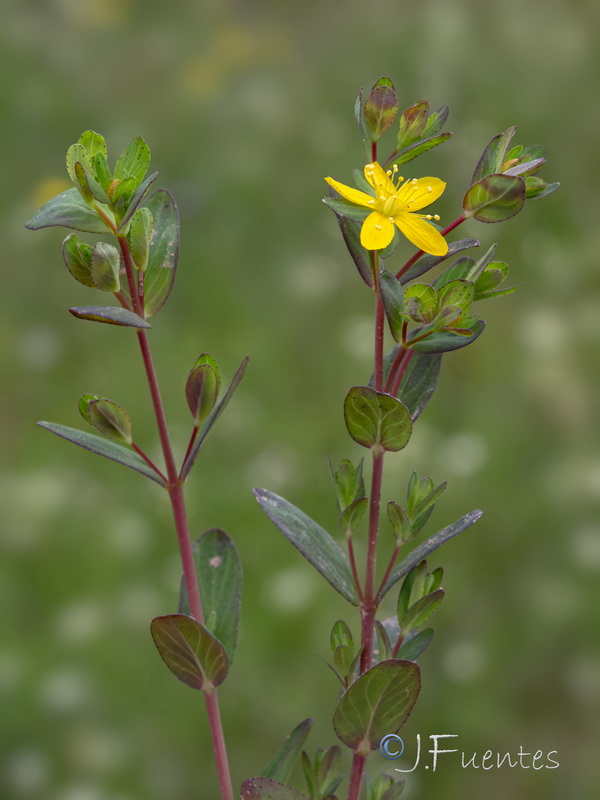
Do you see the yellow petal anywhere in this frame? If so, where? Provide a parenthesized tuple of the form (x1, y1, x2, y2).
(396, 177, 446, 212)
(360, 212, 395, 250)
(325, 176, 375, 209)
(394, 213, 448, 256)
(364, 162, 396, 197)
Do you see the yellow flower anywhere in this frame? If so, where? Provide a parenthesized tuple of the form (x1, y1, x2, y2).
(325, 162, 448, 256)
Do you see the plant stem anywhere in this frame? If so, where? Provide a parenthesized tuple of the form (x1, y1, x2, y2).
(131, 442, 167, 483)
(395, 212, 468, 280)
(360, 447, 385, 675)
(118, 234, 234, 800)
(372, 253, 384, 392)
(390, 349, 414, 398)
(383, 345, 407, 394)
(347, 753, 366, 800)
(347, 536, 364, 604)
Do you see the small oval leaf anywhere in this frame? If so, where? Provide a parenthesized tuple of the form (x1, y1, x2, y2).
(87, 397, 132, 444)
(463, 173, 525, 223)
(26, 188, 111, 234)
(90, 242, 121, 292)
(333, 660, 421, 754)
(344, 386, 412, 452)
(62, 234, 95, 287)
(186, 356, 220, 423)
(150, 614, 229, 690)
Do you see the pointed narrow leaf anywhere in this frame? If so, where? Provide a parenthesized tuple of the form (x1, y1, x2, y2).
(37, 421, 165, 486)
(178, 529, 242, 662)
(116, 171, 158, 233)
(390, 132, 452, 168)
(379, 510, 483, 599)
(253, 489, 359, 605)
(333, 660, 421, 753)
(128, 207, 153, 272)
(422, 104, 449, 138)
(408, 320, 485, 354)
(399, 238, 480, 284)
(25, 188, 111, 234)
(471, 126, 518, 184)
(397, 628, 435, 662)
(344, 386, 412, 452)
(68, 306, 150, 328)
(150, 614, 229, 690)
(180, 356, 249, 480)
(260, 718, 314, 782)
(397, 350, 442, 421)
(241, 778, 308, 800)
(137, 189, 179, 315)
(401, 589, 445, 631)
(322, 196, 371, 222)
(327, 189, 373, 287)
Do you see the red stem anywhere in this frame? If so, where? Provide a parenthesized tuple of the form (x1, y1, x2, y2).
(131, 442, 167, 483)
(376, 544, 400, 604)
(347, 753, 366, 800)
(180, 425, 199, 481)
(383, 346, 407, 394)
(390, 349, 414, 398)
(395, 212, 468, 280)
(360, 448, 385, 674)
(118, 234, 233, 800)
(347, 537, 364, 604)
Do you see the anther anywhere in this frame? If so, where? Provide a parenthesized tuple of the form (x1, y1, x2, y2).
(425, 215, 432, 220)
(433, 214, 440, 221)
(392, 164, 398, 173)
(386, 170, 392, 176)
(426, 186, 432, 192)
(368, 200, 375, 206)
(375, 224, 382, 230)
(388, 217, 394, 222)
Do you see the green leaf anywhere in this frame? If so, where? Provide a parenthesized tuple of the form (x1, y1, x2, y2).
(116, 171, 159, 234)
(90, 242, 121, 292)
(344, 386, 412, 452)
(408, 320, 485, 354)
(150, 614, 229, 690)
(180, 356, 249, 480)
(331, 620, 354, 651)
(396, 628, 435, 662)
(241, 778, 308, 800)
(114, 135, 151, 186)
(463, 173, 525, 223)
(397, 100, 429, 150)
(78, 393, 102, 426)
(37, 421, 165, 486)
(322, 196, 370, 222)
(378, 510, 483, 599)
(178, 529, 242, 662)
(365, 78, 398, 142)
(390, 132, 452, 168)
(25, 188, 111, 234)
(87, 397, 132, 444)
(379, 271, 406, 342)
(78, 130, 107, 160)
(127, 207, 153, 272)
(253, 489, 359, 606)
(66, 143, 94, 188)
(330, 458, 365, 510)
(399, 238, 480, 285)
(68, 306, 151, 328)
(339, 497, 368, 535)
(396, 350, 442, 422)
(401, 589, 445, 632)
(62, 233, 95, 287)
(380, 779, 405, 800)
(333, 660, 421, 754)
(138, 189, 179, 315)
(327, 191, 373, 287)
(185, 355, 220, 423)
(404, 283, 438, 323)
(387, 502, 411, 544)
(525, 178, 560, 201)
(260, 719, 314, 783)
(422, 104, 449, 138)
(471, 126, 517, 184)
(354, 86, 372, 156)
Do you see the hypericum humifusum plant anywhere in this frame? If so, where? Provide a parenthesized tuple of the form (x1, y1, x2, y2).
(26, 76, 558, 800)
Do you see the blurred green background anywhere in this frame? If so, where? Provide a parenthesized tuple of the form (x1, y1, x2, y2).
(2, 0, 599, 798)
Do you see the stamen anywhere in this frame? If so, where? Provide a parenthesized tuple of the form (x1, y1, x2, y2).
(392, 164, 398, 173)
(388, 217, 394, 222)
(426, 186, 432, 192)
(375, 224, 382, 230)
(368, 199, 375, 206)
(425, 215, 432, 220)
(433, 214, 440, 221)
(386, 169, 392, 176)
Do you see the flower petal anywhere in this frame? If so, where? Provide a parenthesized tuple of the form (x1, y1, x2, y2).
(325, 177, 375, 209)
(394, 213, 448, 256)
(364, 162, 397, 197)
(360, 212, 395, 250)
(396, 177, 446, 212)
